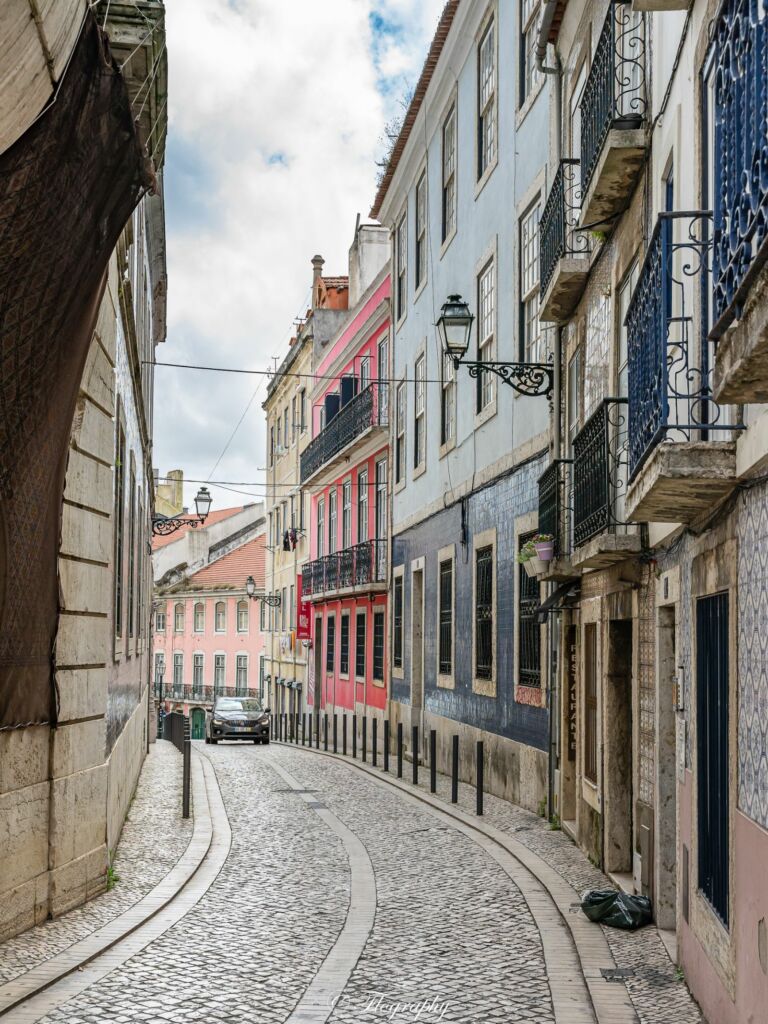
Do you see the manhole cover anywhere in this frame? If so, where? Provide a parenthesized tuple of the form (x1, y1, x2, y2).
(601, 968, 634, 982)
(305, 801, 326, 809)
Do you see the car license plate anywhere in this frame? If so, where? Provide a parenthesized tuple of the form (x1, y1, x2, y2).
(233, 725, 250, 732)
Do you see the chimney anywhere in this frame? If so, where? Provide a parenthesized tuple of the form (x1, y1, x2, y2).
(311, 254, 324, 308)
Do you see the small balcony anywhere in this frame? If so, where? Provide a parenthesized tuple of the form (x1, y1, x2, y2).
(302, 540, 387, 599)
(579, 1, 648, 230)
(571, 399, 642, 569)
(709, 0, 768, 403)
(625, 212, 743, 522)
(300, 383, 388, 485)
(537, 459, 577, 579)
(539, 160, 591, 324)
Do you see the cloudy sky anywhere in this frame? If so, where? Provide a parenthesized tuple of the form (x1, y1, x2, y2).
(155, 0, 445, 512)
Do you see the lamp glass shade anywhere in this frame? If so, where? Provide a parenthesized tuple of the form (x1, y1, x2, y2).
(194, 486, 212, 519)
(246, 575, 256, 598)
(436, 294, 473, 361)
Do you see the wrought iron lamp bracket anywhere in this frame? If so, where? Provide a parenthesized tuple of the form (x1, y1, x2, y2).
(456, 359, 554, 398)
(250, 593, 282, 607)
(151, 514, 205, 537)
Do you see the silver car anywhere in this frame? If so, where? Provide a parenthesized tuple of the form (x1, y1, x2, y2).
(205, 697, 270, 744)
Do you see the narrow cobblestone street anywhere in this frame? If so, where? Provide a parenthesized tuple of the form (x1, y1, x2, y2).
(0, 742, 704, 1024)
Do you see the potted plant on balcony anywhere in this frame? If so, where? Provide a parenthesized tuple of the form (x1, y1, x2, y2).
(517, 538, 541, 577)
(533, 533, 555, 562)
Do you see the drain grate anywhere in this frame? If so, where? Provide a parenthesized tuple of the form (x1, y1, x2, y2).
(272, 788, 319, 794)
(601, 968, 634, 982)
(305, 801, 327, 810)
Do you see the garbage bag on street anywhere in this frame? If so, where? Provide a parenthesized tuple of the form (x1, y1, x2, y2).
(580, 889, 653, 930)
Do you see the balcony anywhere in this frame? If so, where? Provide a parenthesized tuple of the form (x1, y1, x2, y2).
(579, 1, 647, 230)
(709, 0, 768, 403)
(300, 383, 388, 485)
(571, 399, 642, 569)
(302, 540, 386, 599)
(155, 684, 248, 704)
(539, 160, 591, 324)
(537, 459, 577, 579)
(625, 213, 743, 522)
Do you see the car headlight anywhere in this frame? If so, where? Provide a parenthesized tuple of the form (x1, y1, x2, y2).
(259, 715, 269, 724)
(212, 717, 224, 726)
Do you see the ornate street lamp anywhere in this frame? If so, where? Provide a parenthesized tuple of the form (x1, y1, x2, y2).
(245, 575, 281, 606)
(436, 294, 554, 398)
(152, 486, 213, 537)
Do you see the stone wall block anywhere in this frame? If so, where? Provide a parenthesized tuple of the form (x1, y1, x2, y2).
(60, 503, 112, 564)
(70, 397, 114, 465)
(49, 844, 108, 919)
(51, 719, 106, 780)
(80, 340, 115, 414)
(49, 764, 107, 867)
(56, 613, 108, 667)
(55, 667, 108, 723)
(63, 449, 113, 515)
(59, 559, 110, 616)
(0, 872, 49, 944)
(0, 781, 49, 892)
(0, 725, 48, 794)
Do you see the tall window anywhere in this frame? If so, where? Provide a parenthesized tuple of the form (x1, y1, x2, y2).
(193, 653, 203, 692)
(520, 0, 541, 105)
(439, 558, 453, 675)
(415, 173, 427, 289)
(194, 602, 204, 632)
(328, 489, 337, 553)
(236, 654, 248, 693)
(269, 425, 275, 466)
(173, 652, 183, 691)
(289, 584, 295, 629)
(340, 613, 350, 675)
(520, 202, 544, 363)
(357, 470, 369, 542)
(342, 480, 352, 549)
(442, 104, 457, 242)
(414, 355, 426, 469)
(290, 396, 296, 443)
(114, 418, 126, 638)
(214, 653, 225, 692)
(281, 587, 287, 630)
(155, 608, 166, 632)
(477, 259, 496, 411)
(360, 355, 371, 392)
(378, 337, 389, 422)
(237, 600, 248, 632)
(477, 18, 496, 179)
(128, 463, 136, 638)
(441, 351, 455, 446)
(283, 407, 289, 449)
(395, 382, 406, 483)
(373, 610, 385, 681)
(375, 459, 387, 579)
(174, 602, 184, 632)
(299, 389, 306, 432)
(396, 212, 407, 321)
(518, 532, 541, 687)
(154, 651, 164, 683)
(393, 575, 404, 668)
(215, 601, 226, 632)
(584, 624, 598, 783)
(326, 616, 336, 672)
(317, 498, 325, 557)
(475, 546, 493, 679)
(356, 611, 366, 678)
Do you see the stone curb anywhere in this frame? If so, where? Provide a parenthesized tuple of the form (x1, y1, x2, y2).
(0, 751, 213, 1019)
(272, 740, 640, 1024)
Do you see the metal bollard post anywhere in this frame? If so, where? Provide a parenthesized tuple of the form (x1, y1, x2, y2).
(412, 725, 419, 784)
(302, 713, 306, 746)
(323, 713, 328, 751)
(362, 716, 367, 763)
(397, 722, 403, 778)
(343, 714, 347, 756)
(430, 729, 437, 793)
(278, 714, 282, 742)
(316, 714, 320, 750)
(384, 720, 390, 773)
(352, 714, 357, 759)
(372, 718, 378, 767)
(333, 714, 338, 754)
(295, 713, 300, 744)
(308, 713, 312, 747)
(476, 740, 484, 816)
(451, 735, 459, 803)
(182, 734, 191, 819)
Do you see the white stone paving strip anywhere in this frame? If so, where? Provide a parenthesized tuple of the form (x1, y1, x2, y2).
(265, 753, 377, 1024)
(0, 753, 231, 1023)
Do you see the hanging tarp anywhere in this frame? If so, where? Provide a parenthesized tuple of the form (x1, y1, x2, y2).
(0, 10, 153, 729)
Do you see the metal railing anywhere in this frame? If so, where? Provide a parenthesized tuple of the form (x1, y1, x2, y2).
(300, 382, 388, 483)
(710, 0, 768, 335)
(580, 1, 647, 196)
(537, 458, 572, 557)
(155, 683, 255, 703)
(573, 398, 633, 548)
(539, 159, 590, 296)
(626, 212, 744, 479)
(302, 539, 387, 597)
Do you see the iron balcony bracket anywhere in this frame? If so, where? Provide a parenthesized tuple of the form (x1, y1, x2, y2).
(458, 359, 554, 398)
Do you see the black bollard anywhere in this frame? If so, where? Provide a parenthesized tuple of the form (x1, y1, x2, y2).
(372, 718, 378, 767)
(384, 720, 390, 773)
(308, 713, 312, 747)
(430, 729, 437, 793)
(451, 735, 459, 803)
(397, 722, 403, 778)
(323, 713, 328, 751)
(352, 713, 357, 759)
(362, 715, 367, 763)
(302, 713, 306, 746)
(315, 714, 320, 750)
(343, 714, 347, 756)
(412, 725, 419, 784)
(333, 714, 338, 754)
(296, 712, 300, 744)
(476, 740, 484, 816)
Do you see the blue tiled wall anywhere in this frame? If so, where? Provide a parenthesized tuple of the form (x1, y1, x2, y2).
(391, 457, 548, 752)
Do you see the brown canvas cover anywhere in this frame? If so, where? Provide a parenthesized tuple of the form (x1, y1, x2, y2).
(0, 10, 153, 729)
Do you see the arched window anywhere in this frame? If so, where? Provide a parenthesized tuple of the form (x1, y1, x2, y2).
(215, 601, 226, 632)
(194, 602, 205, 632)
(155, 608, 166, 632)
(174, 602, 184, 632)
(237, 600, 248, 633)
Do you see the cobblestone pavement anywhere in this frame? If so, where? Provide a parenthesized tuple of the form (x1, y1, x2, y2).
(1, 741, 704, 1024)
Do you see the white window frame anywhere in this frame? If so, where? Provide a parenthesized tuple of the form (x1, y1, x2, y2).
(193, 601, 204, 633)
(342, 478, 352, 550)
(174, 602, 184, 633)
(328, 488, 337, 554)
(476, 256, 496, 415)
(440, 350, 456, 455)
(173, 651, 183, 689)
(214, 652, 226, 690)
(215, 600, 226, 634)
(520, 200, 545, 364)
(395, 381, 406, 488)
(441, 101, 457, 248)
(415, 171, 427, 295)
(395, 210, 407, 325)
(237, 599, 249, 633)
(520, 0, 542, 109)
(392, 565, 405, 679)
(317, 497, 325, 558)
(357, 468, 369, 543)
(193, 652, 204, 690)
(414, 352, 426, 474)
(236, 653, 248, 691)
(477, 13, 498, 188)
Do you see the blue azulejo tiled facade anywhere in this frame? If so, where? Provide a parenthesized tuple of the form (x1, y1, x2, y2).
(390, 456, 548, 753)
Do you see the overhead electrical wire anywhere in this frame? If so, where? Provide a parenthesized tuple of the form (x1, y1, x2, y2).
(146, 358, 467, 387)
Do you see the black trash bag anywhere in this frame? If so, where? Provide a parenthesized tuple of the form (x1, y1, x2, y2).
(580, 889, 653, 930)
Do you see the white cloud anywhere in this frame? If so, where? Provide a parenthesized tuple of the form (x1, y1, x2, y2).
(155, 0, 443, 511)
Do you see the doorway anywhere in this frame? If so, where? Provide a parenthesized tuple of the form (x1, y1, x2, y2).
(411, 567, 424, 711)
(314, 615, 323, 711)
(656, 604, 678, 927)
(604, 620, 633, 875)
(191, 707, 205, 740)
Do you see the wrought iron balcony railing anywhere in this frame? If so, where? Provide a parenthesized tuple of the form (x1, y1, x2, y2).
(154, 683, 253, 703)
(537, 459, 572, 557)
(580, 1, 647, 196)
(710, 0, 768, 334)
(573, 399, 633, 548)
(540, 159, 591, 296)
(626, 212, 744, 479)
(302, 539, 387, 597)
(300, 382, 388, 483)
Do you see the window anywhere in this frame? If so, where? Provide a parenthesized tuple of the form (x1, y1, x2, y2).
(396, 212, 407, 321)
(326, 616, 336, 672)
(477, 259, 496, 412)
(393, 575, 404, 669)
(475, 546, 493, 679)
(155, 608, 166, 632)
(214, 653, 225, 691)
(378, 337, 389, 422)
(584, 623, 598, 783)
(299, 389, 306, 432)
(340, 613, 350, 675)
(356, 611, 366, 678)
(283, 407, 289, 450)
(328, 489, 337, 553)
(276, 417, 281, 453)
(154, 651, 164, 683)
(236, 654, 248, 693)
(520, 0, 541, 106)
(290, 396, 297, 443)
(194, 602, 204, 632)
(342, 480, 352, 549)
(193, 653, 204, 692)
(281, 587, 287, 630)
(360, 355, 371, 391)
(439, 558, 453, 675)
(415, 173, 427, 289)
(275, 505, 281, 547)
(173, 652, 183, 691)
(317, 498, 325, 557)
(395, 382, 406, 483)
(414, 355, 426, 469)
(174, 602, 184, 633)
(114, 417, 125, 638)
(441, 351, 455, 446)
(375, 460, 387, 579)
(373, 611, 385, 681)
(269, 424, 275, 466)
(260, 599, 266, 633)
(478, 18, 496, 179)
(237, 600, 248, 632)
(215, 601, 226, 632)
(520, 202, 545, 363)
(617, 262, 639, 398)
(128, 463, 136, 639)
(357, 470, 369, 542)
(518, 532, 541, 686)
(289, 584, 295, 629)
(442, 104, 457, 243)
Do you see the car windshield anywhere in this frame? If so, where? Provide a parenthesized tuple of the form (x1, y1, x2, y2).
(215, 699, 263, 712)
